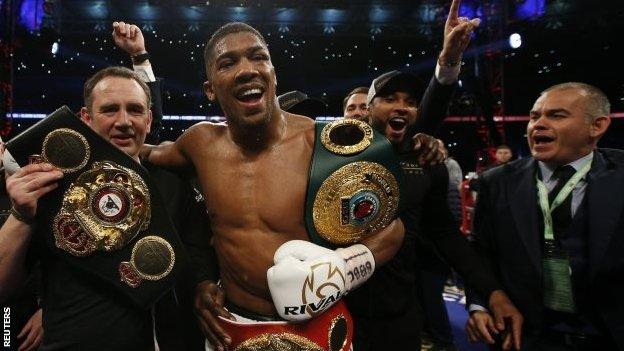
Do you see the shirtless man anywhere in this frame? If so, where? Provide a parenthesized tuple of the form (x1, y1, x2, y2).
(143, 22, 404, 350)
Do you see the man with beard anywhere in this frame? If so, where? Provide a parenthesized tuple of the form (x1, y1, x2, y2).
(144, 0, 489, 349)
(141, 22, 405, 351)
(348, 73, 522, 350)
(344, 2, 525, 348)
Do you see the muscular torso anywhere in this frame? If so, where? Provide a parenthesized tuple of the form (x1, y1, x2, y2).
(181, 113, 314, 314)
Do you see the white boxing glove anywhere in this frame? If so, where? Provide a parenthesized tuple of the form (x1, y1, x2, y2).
(267, 240, 375, 322)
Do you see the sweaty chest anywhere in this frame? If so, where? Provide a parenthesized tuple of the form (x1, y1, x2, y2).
(198, 147, 311, 229)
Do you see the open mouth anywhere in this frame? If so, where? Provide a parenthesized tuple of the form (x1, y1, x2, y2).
(388, 117, 407, 131)
(236, 87, 265, 104)
(533, 135, 554, 145)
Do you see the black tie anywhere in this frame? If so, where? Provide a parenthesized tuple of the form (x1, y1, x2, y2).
(549, 165, 576, 237)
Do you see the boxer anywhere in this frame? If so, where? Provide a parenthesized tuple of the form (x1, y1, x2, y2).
(142, 22, 405, 351)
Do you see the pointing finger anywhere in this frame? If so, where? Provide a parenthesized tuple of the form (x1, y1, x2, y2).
(448, 0, 461, 22)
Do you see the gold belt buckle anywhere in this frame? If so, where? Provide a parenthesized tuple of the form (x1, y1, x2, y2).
(312, 161, 399, 245)
(119, 235, 175, 288)
(42, 128, 91, 173)
(53, 161, 151, 256)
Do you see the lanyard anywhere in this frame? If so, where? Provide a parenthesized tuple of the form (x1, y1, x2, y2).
(536, 160, 592, 240)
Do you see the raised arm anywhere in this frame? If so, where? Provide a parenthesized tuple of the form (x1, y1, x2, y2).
(401, 0, 480, 149)
(419, 0, 480, 134)
(439, 0, 480, 69)
(112, 21, 163, 143)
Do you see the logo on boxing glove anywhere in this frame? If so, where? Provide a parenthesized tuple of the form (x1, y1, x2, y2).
(281, 261, 345, 317)
(268, 240, 375, 321)
(293, 261, 346, 317)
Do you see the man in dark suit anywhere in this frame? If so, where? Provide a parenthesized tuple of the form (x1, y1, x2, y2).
(466, 82, 622, 350)
(347, 67, 524, 350)
(112, 22, 215, 350)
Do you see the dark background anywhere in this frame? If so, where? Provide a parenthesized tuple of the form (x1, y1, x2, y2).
(2, 0, 623, 171)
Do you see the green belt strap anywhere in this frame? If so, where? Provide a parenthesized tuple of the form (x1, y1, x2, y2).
(304, 119, 403, 249)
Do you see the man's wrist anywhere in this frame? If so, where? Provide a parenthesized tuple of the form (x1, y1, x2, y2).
(438, 48, 462, 66)
(336, 244, 375, 292)
(130, 49, 147, 56)
(438, 54, 461, 67)
(131, 51, 150, 65)
(487, 289, 509, 309)
(468, 303, 488, 314)
(10, 207, 35, 224)
(195, 279, 216, 290)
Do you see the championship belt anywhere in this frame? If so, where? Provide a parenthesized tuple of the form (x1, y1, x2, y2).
(53, 161, 151, 257)
(219, 300, 353, 351)
(305, 119, 402, 248)
(5, 106, 186, 308)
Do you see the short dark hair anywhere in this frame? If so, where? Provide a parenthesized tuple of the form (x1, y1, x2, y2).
(497, 144, 511, 151)
(342, 87, 369, 110)
(83, 66, 151, 111)
(542, 82, 610, 121)
(203, 22, 267, 80)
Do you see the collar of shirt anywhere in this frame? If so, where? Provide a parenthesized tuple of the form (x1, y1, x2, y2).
(538, 151, 594, 184)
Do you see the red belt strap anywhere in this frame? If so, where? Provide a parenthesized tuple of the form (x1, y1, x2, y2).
(219, 300, 353, 351)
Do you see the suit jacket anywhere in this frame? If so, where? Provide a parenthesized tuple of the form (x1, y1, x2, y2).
(469, 148, 624, 349)
(146, 79, 164, 144)
(396, 75, 456, 153)
(147, 162, 216, 351)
